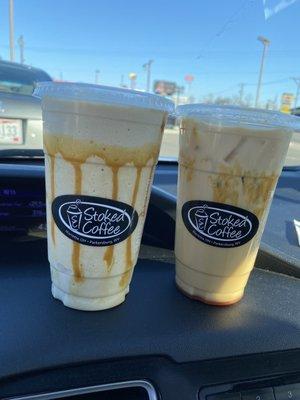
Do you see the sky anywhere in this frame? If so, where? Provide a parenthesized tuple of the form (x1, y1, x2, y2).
(0, 0, 299, 107)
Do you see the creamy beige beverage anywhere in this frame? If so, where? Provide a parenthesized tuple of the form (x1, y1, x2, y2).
(35, 82, 173, 311)
(175, 104, 296, 305)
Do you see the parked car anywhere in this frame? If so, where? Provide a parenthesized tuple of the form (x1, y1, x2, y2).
(0, 60, 52, 154)
(291, 107, 300, 116)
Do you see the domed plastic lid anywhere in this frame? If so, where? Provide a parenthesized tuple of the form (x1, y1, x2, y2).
(177, 104, 300, 131)
(34, 82, 175, 113)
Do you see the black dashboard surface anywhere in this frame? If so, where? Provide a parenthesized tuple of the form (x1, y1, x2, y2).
(0, 240, 299, 381)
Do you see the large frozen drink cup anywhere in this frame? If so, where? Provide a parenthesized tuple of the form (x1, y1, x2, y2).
(175, 104, 298, 305)
(34, 82, 174, 311)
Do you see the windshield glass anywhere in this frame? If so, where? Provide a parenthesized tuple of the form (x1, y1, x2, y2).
(0, 79, 32, 95)
(0, 0, 299, 165)
(0, 64, 51, 95)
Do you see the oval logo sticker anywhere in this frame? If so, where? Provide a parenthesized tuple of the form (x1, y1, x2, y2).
(52, 195, 138, 247)
(182, 200, 259, 248)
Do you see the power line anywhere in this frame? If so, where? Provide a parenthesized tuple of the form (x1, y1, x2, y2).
(209, 85, 239, 96)
(197, 0, 254, 58)
(246, 78, 290, 86)
(0, 43, 299, 62)
(208, 77, 291, 98)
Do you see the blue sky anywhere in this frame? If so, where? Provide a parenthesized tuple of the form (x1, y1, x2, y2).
(0, 0, 299, 106)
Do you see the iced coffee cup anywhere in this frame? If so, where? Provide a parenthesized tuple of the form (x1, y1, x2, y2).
(175, 104, 298, 305)
(34, 82, 173, 311)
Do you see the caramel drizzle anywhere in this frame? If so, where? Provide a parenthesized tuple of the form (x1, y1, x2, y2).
(44, 133, 161, 282)
(103, 166, 119, 272)
(125, 166, 142, 270)
(103, 246, 114, 273)
(209, 162, 278, 219)
(72, 162, 83, 195)
(49, 155, 56, 245)
(123, 113, 167, 279)
(71, 161, 84, 282)
(142, 165, 155, 217)
(122, 113, 167, 279)
(72, 242, 82, 282)
(119, 269, 131, 289)
(111, 166, 119, 199)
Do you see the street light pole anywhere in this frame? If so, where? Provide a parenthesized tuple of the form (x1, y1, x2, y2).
(239, 83, 245, 105)
(95, 69, 100, 84)
(143, 60, 153, 92)
(292, 77, 300, 108)
(175, 86, 184, 106)
(176, 86, 180, 107)
(18, 35, 25, 64)
(255, 36, 270, 108)
(9, 0, 15, 62)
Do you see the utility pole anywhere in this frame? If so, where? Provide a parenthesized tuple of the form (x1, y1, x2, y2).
(18, 35, 25, 64)
(176, 87, 180, 107)
(291, 77, 300, 108)
(143, 60, 153, 92)
(95, 69, 100, 84)
(255, 36, 270, 108)
(273, 93, 278, 110)
(184, 75, 194, 102)
(238, 83, 245, 105)
(175, 86, 184, 106)
(9, 0, 15, 62)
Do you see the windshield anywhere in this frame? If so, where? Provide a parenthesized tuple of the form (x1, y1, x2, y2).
(0, 64, 51, 95)
(0, 0, 299, 165)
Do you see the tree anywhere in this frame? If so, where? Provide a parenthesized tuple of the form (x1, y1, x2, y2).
(203, 93, 215, 104)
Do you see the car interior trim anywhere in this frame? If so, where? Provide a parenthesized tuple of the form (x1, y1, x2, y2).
(3, 379, 157, 400)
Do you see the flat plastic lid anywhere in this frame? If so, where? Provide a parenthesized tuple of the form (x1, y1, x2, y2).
(177, 103, 300, 131)
(34, 82, 174, 113)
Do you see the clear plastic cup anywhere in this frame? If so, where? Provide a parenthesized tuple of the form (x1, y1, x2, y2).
(175, 104, 299, 305)
(34, 82, 174, 311)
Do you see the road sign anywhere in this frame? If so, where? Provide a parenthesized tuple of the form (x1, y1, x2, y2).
(184, 74, 194, 82)
(280, 92, 295, 113)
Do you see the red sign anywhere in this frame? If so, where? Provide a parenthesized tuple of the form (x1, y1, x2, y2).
(184, 74, 194, 82)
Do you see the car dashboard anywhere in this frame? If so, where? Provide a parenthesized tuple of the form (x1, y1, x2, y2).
(0, 160, 299, 400)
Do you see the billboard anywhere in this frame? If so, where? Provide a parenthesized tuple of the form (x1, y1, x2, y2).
(153, 80, 177, 96)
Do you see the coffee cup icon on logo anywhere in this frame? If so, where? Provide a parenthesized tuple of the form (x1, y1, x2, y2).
(66, 199, 82, 232)
(194, 205, 208, 232)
